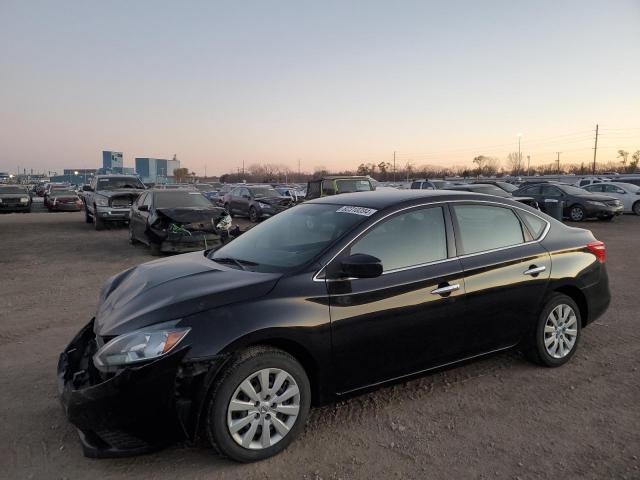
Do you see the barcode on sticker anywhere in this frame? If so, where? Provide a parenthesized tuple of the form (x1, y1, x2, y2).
(336, 206, 377, 216)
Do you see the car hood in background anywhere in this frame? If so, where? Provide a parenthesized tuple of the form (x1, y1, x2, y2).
(573, 193, 617, 202)
(155, 206, 228, 224)
(94, 252, 281, 336)
(255, 196, 291, 206)
(95, 188, 145, 198)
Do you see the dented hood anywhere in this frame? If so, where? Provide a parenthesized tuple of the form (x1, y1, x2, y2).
(155, 206, 227, 224)
(94, 252, 281, 336)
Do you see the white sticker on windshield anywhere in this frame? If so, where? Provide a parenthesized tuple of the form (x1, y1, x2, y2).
(336, 206, 377, 216)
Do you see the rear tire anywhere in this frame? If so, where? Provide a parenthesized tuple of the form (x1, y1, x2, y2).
(205, 346, 311, 463)
(633, 201, 640, 216)
(85, 207, 92, 223)
(525, 293, 581, 368)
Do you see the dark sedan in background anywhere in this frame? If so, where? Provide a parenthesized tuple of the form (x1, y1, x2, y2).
(0, 185, 32, 212)
(59, 190, 610, 462)
(129, 189, 234, 255)
(222, 185, 292, 222)
(514, 182, 623, 221)
(47, 188, 83, 212)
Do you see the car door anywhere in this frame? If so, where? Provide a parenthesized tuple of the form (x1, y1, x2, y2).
(538, 184, 565, 215)
(136, 192, 153, 240)
(130, 192, 147, 238)
(327, 205, 467, 393)
(228, 187, 241, 213)
(237, 187, 251, 215)
(601, 184, 630, 210)
(451, 203, 551, 352)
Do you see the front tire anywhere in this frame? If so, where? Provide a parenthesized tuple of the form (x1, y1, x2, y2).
(633, 201, 640, 216)
(525, 293, 581, 367)
(569, 204, 586, 222)
(128, 225, 139, 244)
(249, 207, 259, 223)
(205, 346, 311, 463)
(601, 215, 615, 222)
(93, 207, 105, 230)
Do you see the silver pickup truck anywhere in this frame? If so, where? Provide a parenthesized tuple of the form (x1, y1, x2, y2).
(82, 175, 146, 230)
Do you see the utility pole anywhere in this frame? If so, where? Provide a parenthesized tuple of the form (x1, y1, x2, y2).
(393, 151, 396, 182)
(592, 124, 599, 174)
(297, 158, 301, 180)
(527, 156, 531, 176)
(518, 135, 522, 177)
(556, 152, 561, 174)
(242, 159, 245, 177)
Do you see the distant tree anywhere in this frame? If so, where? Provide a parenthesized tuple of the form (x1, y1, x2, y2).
(617, 150, 629, 168)
(629, 150, 640, 173)
(506, 152, 522, 176)
(173, 167, 189, 182)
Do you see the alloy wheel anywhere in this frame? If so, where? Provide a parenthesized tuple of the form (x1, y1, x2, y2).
(227, 368, 300, 450)
(570, 206, 584, 221)
(543, 304, 578, 359)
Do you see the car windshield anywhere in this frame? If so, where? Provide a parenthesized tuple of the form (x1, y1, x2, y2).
(250, 187, 280, 198)
(96, 177, 145, 190)
(336, 179, 372, 193)
(616, 183, 640, 192)
(208, 203, 370, 273)
(0, 187, 27, 194)
(559, 185, 590, 195)
(154, 191, 214, 208)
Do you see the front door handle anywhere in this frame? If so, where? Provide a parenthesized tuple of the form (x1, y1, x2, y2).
(430, 283, 460, 296)
(523, 265, 546, 276)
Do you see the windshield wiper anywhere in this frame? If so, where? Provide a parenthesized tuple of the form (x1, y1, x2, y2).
(212, 257, 258, 271)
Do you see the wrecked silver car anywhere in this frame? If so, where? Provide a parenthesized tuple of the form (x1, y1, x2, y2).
(128, 190, 236, 255)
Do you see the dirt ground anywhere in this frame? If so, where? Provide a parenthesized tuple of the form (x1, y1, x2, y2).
(1, 211, 639, 480)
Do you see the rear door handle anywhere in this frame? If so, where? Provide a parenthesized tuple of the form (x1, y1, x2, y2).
(524, 265, 546, 276)
(430, 283, 460, 295)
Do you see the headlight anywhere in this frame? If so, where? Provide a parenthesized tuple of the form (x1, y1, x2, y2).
(93, 323, 191, 371)
(257, 201, 270, 208)
(20, 197, 29, 203)
(95, 197, 109, 206)
(0, 198, 3, 203)
(587, 201, 605, 207)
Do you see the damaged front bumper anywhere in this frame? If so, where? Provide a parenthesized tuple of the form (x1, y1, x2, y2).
(57, 318, 190, 458)
(159, 232, 225, 254)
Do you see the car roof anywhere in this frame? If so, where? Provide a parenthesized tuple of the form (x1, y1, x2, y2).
(306, 189, 513, 210)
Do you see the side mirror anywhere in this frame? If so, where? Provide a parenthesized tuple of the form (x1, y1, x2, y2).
(138, 205, 149, 212)
(83, 185, 93, 192)
(340, 253, 383, 279)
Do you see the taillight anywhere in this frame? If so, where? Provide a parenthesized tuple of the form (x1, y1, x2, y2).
(586, 241, 606, 263)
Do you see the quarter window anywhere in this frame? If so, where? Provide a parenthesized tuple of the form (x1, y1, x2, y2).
(518, 210, 547, 239)
(350, 207, 447, 271)
(453, 205, 525, 255)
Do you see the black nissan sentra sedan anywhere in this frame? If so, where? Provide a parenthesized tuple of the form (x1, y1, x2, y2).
(58, 190, 610, 462)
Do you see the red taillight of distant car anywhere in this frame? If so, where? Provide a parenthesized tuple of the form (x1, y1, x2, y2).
(587, 241, 606, 263)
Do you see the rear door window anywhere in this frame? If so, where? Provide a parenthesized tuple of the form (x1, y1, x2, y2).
(452, 205, 525, 255)
(350, 207, 447, 272)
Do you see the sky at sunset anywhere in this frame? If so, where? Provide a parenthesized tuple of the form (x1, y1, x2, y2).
(1, 0, 639, 176)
